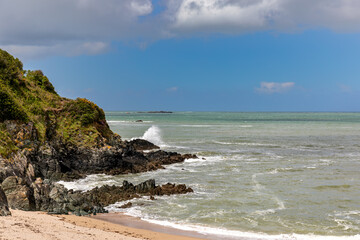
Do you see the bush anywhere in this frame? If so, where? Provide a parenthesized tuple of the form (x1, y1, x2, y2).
(0, 90, 28, 121)
(26, 70, 56, 94)
(0, 49, 23, 86)
(65, 98, 105, 126)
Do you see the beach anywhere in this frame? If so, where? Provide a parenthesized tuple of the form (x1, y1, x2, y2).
(0, 210, 204, 240)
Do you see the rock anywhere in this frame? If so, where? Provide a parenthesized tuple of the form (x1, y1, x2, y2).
(1, 176, 35, 211)
(120, 202, 132, 208)
(145, 150, 197, 166)
(159, 183, 194, 195)
(135, 120, 143, 123)
(135, 179, 156, 193)
(126, 139, 159, 151)
(0, 186, 11, 216)
(84, 179, 192, 208)
(0, 50, 195, 216)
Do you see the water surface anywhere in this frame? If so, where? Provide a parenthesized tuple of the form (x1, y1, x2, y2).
(61, 112, 360, 239)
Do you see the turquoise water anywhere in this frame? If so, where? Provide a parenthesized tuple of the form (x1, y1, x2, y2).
(61, 112, 360, 239)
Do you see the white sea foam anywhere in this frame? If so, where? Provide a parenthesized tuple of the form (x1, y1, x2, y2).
(212, 140, 276, 147)
(106, 206, 360, 240)
(141, 126, 168, 147)
(179, 125, 213, 127)
(107, 120, 153, 123)
(57, 174, 120, 192)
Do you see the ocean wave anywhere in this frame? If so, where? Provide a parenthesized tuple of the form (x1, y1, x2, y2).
(107, 120, 154, 123)
(140, 126, 167, 147)
(105, 195, 360, 240)
(111, 209, 360, 240)
(314, 185, 351, 190)
(57, 174, 120, 192)
(212, 140, 278, 147)
(179, 125, 213, 127)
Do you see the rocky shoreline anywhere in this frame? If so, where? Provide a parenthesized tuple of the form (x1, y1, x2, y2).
(0, 127, 196, 216)
(0, 49, 196, 218)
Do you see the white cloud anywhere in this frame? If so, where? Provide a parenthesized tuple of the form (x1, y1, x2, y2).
(2, 0, 360, 58)
(166, 0, 360, 34)
(0, 41, 110, 60)
(171, 0, 279, 33)
(256, 81, 295, 94)
(0, 0, 153, 58)
(167, 86, 179, 92)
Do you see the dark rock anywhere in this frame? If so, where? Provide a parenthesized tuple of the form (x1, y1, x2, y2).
(135, 120, 143, 123)
(84, 179, 193, 207)
(127, 139, 159, 151)
(1, 176, 35, 211)
(0, 50, 195, 216)
(135, 179, 156, 193)
(0, 186, 11, 216)
(120, 202, 132, 208)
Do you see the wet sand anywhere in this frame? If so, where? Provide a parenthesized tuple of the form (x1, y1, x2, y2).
(0, 210, 205, 240)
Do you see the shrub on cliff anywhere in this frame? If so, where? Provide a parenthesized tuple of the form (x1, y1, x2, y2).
(0, 90, 28, 122)
(0, 49, 23, 87)
(26, 70, 56, 94)
(65, 98, 105, 126)
(0, 48, 114, 156)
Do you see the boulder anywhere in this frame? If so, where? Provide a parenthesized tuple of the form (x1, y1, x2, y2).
(1, 176, 35, 211)
(0, 186, 11, 216)
(127, 139, 159, 151)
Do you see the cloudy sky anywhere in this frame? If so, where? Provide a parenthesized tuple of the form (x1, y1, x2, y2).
(1, 0, 360, 111)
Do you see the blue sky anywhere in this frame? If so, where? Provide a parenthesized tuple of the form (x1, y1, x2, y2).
(1, 0, 360, 111)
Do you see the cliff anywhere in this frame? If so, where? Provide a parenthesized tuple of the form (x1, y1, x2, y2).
(0, 49, 195, 215)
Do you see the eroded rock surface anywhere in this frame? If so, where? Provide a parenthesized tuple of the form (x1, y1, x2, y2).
(0, 186, 11, 216)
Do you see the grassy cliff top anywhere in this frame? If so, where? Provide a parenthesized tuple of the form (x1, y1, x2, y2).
(0, 49, 115, 157)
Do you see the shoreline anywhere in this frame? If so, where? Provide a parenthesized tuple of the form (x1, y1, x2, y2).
(0, 209, 205, 240)
(2, 210, 359, 240)
(62, 212, 208, 240)
(89, 212, 217, 240)
(66, 212, 360, 240)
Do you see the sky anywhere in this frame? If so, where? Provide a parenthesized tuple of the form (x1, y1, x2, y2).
(1, 0, 360, 111)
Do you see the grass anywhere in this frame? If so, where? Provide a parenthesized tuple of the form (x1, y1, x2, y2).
(0, 49, 115, 157)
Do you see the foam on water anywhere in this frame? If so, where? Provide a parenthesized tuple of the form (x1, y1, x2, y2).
(108, 120, 153, 123)
(58, 174, 121, 192)
(105, 201, 360, 240)
(140, 125, 169, 147)
(59, 112, 360, 238)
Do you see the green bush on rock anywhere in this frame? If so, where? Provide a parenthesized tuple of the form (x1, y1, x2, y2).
(0, 90, 28, 121)
(26, 70, 56, 94)
(65, 98, 105, 126)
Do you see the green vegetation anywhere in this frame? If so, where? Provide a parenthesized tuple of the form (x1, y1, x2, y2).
(0, 49, 114, 157)
(0, 123, 18, 158)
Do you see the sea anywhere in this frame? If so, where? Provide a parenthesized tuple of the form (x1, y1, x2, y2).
(59, 112, 360, 240)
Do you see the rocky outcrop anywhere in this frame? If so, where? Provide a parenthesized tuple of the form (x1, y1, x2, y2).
(0, 49, 196, 216)
(0, 178, 192, 216)
(0, 186, 11, 216)
(0, 120, 197, 183)
(1, 176, 35, 211)
(87, 179, 193, 207)
(126, 139, 159, 151)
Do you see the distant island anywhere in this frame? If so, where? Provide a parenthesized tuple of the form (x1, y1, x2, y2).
(137, 111, 173, 114)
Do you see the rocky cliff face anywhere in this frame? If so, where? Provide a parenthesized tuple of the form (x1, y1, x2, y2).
(0, 49, 196, 215)
(0, 186, 11, 216)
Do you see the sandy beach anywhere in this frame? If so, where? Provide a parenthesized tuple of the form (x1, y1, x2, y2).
(0, 210, 204, 240)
